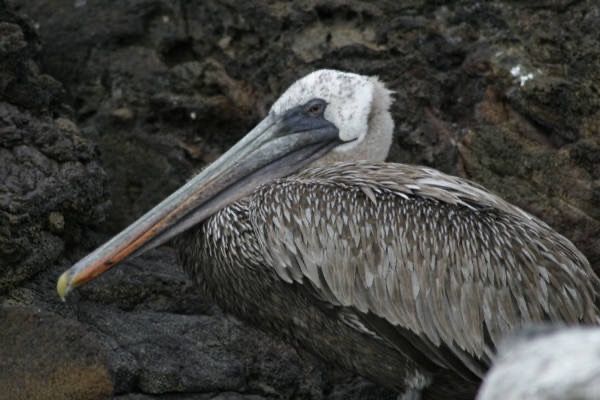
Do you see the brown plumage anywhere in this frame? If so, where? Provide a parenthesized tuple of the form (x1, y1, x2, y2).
(58, 70, 599, 399)
(179, 161, 598, 399)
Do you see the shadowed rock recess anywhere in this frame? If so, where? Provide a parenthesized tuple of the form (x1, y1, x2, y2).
(1, 0, 598, 399)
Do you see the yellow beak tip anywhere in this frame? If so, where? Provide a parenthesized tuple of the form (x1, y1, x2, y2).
(56, 272, 70, 301)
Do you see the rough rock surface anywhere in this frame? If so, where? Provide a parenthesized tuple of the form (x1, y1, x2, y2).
(1, 0, 599, 399)
(0, 4, 109, 293)
(476, 325, 600, 400)
(0, 103, 108, 292)
(0, 306, 113, 400)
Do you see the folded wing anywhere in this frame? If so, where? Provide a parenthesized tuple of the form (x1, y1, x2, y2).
(249, 161, 598, 376)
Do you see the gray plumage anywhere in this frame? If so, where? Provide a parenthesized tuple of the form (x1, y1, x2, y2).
(477, 325, 600, 400)
(179, 161, 598, 399)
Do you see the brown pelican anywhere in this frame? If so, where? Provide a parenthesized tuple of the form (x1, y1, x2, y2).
(477, 325, 600, 400)
(57, 69, 599, 399)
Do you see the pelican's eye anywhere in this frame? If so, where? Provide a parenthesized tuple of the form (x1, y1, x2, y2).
(304, 99, 327, 117)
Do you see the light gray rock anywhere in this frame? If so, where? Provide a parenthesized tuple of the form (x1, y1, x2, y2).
(478, 326, 600, 400)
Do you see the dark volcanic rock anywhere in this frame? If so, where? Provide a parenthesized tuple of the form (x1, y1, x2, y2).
(0, 306, 113, 400)
(0, 4, 109, 293)
(79, 304, 317, 396)
(1, 0, 599, 399)
(0, 103, 108, 291)
(0, 12, 63, 112)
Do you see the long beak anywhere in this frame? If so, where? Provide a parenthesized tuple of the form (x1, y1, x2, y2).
(57, 100, 340, 299)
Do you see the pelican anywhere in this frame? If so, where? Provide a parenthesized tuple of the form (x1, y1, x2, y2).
(477, 325, 600, 400)
(57, 70, 599, 399)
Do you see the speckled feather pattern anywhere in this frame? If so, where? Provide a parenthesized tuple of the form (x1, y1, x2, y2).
(178, 190, 433, 395)
(255, 162, 598, 354)
(179, 160, 598, 388)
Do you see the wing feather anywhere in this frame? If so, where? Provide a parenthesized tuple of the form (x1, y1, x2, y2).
(249, 161, 599, 375)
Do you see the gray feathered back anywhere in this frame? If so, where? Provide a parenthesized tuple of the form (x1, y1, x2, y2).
(250, 161, 598, 367)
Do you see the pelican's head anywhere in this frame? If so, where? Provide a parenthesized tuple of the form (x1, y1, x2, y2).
(272, 69, 394, 166)
(56, 70, 395, 298)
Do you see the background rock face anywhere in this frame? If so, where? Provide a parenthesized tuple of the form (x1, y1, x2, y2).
(1, 0, 598, 399)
